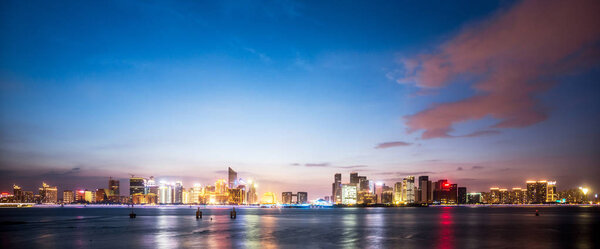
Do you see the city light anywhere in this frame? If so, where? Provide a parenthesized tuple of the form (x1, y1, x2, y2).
(579, 187, 589, 195)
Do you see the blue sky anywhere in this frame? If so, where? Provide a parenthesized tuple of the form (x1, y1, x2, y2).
(1, 0, 599, 198)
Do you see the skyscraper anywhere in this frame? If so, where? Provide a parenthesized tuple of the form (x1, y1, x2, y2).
(173, 181, 183, 204)
(247, 182, 258, 204)
(350, 172, 359, 185)
(282, 192, 293, 204)
(332, 173, 342, 204)
(129, 177, 146, 196)
(458, 187, 467, 204)
(527, 180, 548, 203)
(402, 176, 415, 204)
(393, 182, 403, 204)
(342, 184, 357, 205)
(63, 190, 74, 204)
(297, 192, 308, 204)
(39, 182, 58, 204)
(159, 182, 172, 204)
(418, 176, 432, 204)
(108, 177, 120, 202)
(228, 167, 238, 189)
(546, 181, 558, 203)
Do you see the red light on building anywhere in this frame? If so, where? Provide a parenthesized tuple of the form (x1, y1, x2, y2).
(444, 183, 450, 187)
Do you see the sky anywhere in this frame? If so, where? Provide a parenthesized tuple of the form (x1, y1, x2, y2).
(1, 0, 599, 199)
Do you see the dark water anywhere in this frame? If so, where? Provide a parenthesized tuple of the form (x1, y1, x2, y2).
(0, 206, 598, 248)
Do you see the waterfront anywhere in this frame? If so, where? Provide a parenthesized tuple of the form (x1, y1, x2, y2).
(1, 206, 598, 248)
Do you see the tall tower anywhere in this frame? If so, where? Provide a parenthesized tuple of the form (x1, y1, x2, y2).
(332, 173, 342, 204)
(228, 167, 238, 189)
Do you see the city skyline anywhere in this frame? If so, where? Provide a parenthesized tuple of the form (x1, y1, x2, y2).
(2, 0, 600, 199)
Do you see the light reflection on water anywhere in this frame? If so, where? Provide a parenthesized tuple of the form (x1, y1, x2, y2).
(0, 206, 598, 248)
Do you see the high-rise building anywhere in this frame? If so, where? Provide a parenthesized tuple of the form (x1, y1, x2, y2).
(191, 183, 202, 204)
(458, 187, 467, 204)
(546, 181, 558, 203)
(13, 185, 23, 203)
(228, 167, 238, 189)
(375, 182, 384, 204)
(350, 172, 359, 185)
(402, 176, 415, 203)
(227, 188, 245, 205)
(297, 192, 308, 204)
(173, 181, 183, 204)
(526, 180, 548, 203)
(418, 176, 432, 204)
(342, 184, 357, 205)
(467, 192, 482, 204)
(215, 179, 228, 194)
(261, 192, 277, 204)
(282, 192, 293, 204)
(130, 177, 146, 197)
(84, 190, 95, 203)
(63, 190, 74, 204)
(434, 180, 454, 204)
(159, 182, 172, 204)
(499, 189, 509, 204)
(39, 182, 58, 204)
(247, 182, 258, 204)
(393, 182, 403, 204)
(95, 189, 107, 203)
(332, 173, 342, 204)
(490, 187, 501, 204)
(108, 177, 120, 202)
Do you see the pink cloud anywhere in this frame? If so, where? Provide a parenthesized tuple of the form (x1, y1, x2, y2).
(398, 0, 600, 139)
(375, 141, 412, 149)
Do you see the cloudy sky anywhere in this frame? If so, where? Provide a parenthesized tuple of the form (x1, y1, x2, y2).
(1, 0, 599, 198)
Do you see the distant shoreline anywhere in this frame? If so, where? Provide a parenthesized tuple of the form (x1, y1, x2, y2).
(0, 203, 597, 208)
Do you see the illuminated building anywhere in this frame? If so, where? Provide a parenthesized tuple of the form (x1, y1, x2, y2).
(261, 192, 277, 204)
(393, 182, 403, 204)
(182, 188, 190, 204)
(297, 192, 308, 204)
(332, 173, 342, 204)
(499, 189, 509, 204)
(342, 184, 357, 205)
(228, 188, 245, 205)
(546, 181, 558, 202)
(228, 167, 238, 189)
(159, 182, 172, 204)
(173, 181, 183, 204)
(418, 176, 432, 204)
(191, 184, 202, 204)
(145, 176, 158, 196)
(39, 182, 58, 204)
(375, 182, 384, 204)
(433, 180, 454, 204)
(129, 177, 146, 197)
(381, 186, 393, 204)
(215, 179, 228, 194)
(350, 172, 359, 185)
(526, 180, 548, 203)
(467, 192, 482, 204)
(282, 192, 293, 204)
(76, 190, 86, 202)
(490, 187, 500, 204)
(458, 187, 467, 204)
(132, 193, 157, 204)
(84, 190, 94, 203)
(95, 189, 107, 203)
(402, 176, 415, 204)
(13, 185, 23, 203)
(246, 181, 258, 204)
(63, 190, 74, 204)
(108, 177, 120, 202)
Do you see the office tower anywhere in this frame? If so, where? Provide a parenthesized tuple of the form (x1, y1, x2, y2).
(282, 192, 293, 204)
(247, 182, 258, 204)
(130, 177, 146, 197)
(191, 183, 202, 204)
(418, 176, 432, 204)
(108, 177, 120, 202)
(145, 176, 159, 196)
(490, 187, 500, 204)
(173, 181, 183, 204)
(13, 185, 23, 203)
(228, 167, 238, 189)
(434, 180, 453, 204)
(95, 189, 107, 203)
(448, 184, 458, 204)
(342, 184, 357, 205)
(63, 190, 74, 204)
(39, 182, 58, 204)
(467, 192, 482, 204)
(546, 181, 557, 202)
(402, 176, 415, 204)
(84, 190, 94, 203)
(359, 177, 370, 192)
(332, 173, 342, 204)
(526, 180, 548, 203)
(382, 186, 393, 204)
(458, 187, 467, 204)
(393, 182, 403, 204)
(215, 179, 228, 194)
(297, 192, 308, 204)
(159, 182, 172, 204)
(350, 172, 359, 185)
